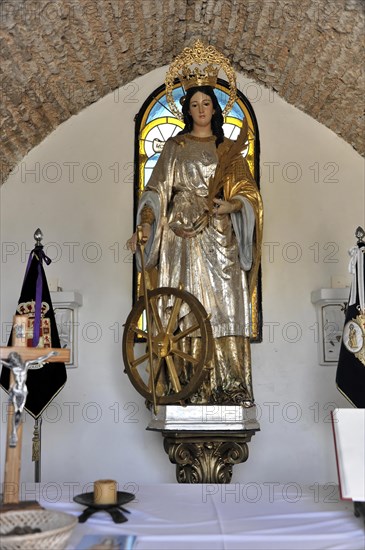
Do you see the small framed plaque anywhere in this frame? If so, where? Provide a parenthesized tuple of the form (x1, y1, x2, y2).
(311, 288, 349, 365)
(51, 291, 82, 368)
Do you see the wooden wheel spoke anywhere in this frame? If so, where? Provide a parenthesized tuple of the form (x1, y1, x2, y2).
(172, 322, 200, 342)
(130, 325, 148, 339)
(153, 357, 163, 385)
(149, 297, 164, 333)
(130, 352, 150, 368)
(147, 357, 161, 390)
(170, 348, 199, 365)
(166, 296, 182, 334)
(165, 356, 181, 392)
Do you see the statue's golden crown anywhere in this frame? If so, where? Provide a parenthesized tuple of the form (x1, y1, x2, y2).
(179, 64, 219, 91)
(165, 40, 237, 120)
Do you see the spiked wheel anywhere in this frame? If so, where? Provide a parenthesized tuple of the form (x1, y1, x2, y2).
(122, 287, 213, 404)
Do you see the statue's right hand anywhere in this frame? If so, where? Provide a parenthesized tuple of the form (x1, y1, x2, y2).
(126, 223, 152, 253)
(127, 233, 138, 254)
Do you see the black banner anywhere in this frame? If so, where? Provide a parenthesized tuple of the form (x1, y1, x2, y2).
(0, 246, 67, 418)
(336, 240, 365, 408)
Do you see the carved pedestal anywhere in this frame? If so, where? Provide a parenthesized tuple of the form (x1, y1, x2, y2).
(148, 405, 259, 484)
(163, 431, 255, 483)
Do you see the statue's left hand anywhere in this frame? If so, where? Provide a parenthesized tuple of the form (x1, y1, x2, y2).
(212, 198, 240, 215)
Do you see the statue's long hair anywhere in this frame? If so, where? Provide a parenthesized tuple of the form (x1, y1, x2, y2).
(178, 86, 224, 147)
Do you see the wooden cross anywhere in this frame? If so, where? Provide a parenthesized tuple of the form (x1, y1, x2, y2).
(0, 345, 70, 508)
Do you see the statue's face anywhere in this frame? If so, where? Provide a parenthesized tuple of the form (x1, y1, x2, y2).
(188, 91, 215, 131)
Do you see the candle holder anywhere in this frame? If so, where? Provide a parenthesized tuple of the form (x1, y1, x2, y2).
(73, 492, 135, 523)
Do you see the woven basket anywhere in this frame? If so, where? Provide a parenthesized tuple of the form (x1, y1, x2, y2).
(0, 509, 77, 550)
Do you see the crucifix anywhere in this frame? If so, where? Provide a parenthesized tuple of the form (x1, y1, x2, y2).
(0, 330, 69, 509)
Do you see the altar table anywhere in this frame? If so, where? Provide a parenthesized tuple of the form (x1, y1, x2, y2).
(20, 483, 365, 549)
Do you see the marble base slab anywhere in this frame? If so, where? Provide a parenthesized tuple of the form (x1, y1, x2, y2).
(147, 405, 260, 432)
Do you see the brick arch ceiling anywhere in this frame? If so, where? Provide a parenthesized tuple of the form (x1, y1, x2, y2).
(1, 0, 364, 184)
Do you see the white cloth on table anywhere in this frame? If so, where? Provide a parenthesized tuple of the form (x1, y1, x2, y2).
(33, 483, 364, 550)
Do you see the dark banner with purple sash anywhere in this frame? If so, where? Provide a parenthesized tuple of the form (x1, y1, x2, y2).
(0, 245, 67, 418)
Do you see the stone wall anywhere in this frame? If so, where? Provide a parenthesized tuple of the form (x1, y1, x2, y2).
(1, 0, 364, 184)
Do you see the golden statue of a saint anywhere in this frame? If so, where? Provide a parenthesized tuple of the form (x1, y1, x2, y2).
(127, 41, 263, 406)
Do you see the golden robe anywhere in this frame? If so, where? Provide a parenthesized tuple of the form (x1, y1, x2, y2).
(137, 133, 263, 404)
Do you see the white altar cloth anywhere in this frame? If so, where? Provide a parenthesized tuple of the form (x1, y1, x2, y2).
(33, 483, 364, 549)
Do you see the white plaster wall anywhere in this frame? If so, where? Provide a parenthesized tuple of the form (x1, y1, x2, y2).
(1, 68, 364, 492)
